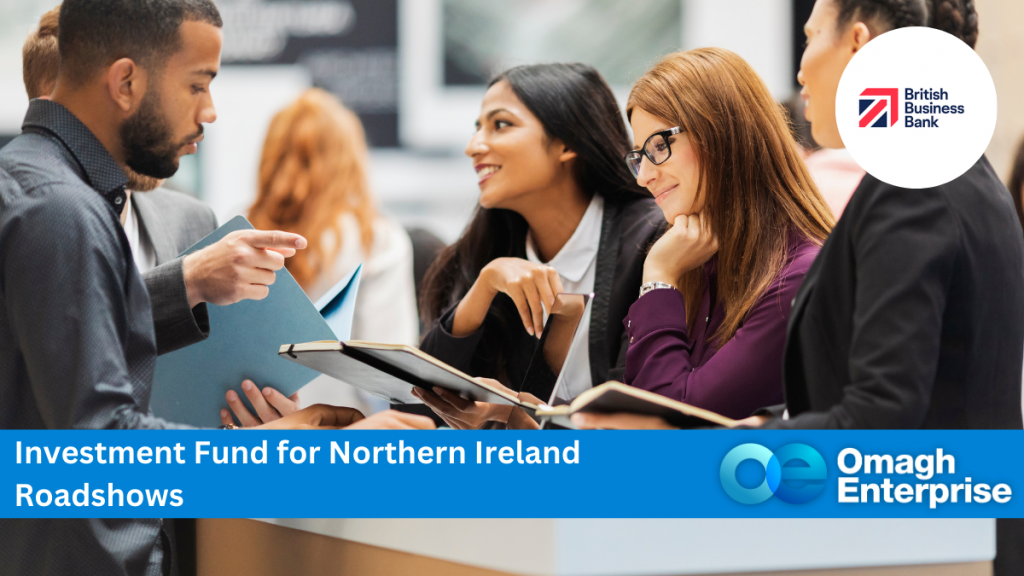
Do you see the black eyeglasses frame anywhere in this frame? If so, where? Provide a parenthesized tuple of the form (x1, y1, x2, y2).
(624, 126, 684, 176)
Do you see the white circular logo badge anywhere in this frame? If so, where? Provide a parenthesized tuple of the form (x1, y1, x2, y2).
(836, 27, 997, 189)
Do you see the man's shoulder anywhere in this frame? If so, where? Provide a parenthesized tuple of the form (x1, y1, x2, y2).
(0, 166, 22, 192)
(0, 131, 64, 161)
(0, 175, 121, 253)
(0, 132, 80, 192)
(135, 187, 215, 220)
(133, 187, 217, 233)
(0, 143, 108, 218)
(132, 187, 217, 256)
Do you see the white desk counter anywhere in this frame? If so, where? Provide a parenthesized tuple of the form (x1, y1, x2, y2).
(197, 518, 993, 576)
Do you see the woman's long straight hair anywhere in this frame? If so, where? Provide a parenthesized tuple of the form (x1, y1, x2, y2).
(627, 48, 835, 347)
(419, 63, 645, 326)
(248, 88, 377, 291)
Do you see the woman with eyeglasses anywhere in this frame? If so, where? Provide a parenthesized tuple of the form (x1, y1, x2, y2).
(587, 3, 1024, 572)
(578, 1, 1023, 433)
(619, 47, 834, 420)
(412, 63, 665, 428)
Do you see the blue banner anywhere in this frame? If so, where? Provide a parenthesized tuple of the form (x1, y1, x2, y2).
(2, 430, 1022, 518)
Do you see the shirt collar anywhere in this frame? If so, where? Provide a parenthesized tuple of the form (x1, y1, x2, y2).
(123, 193, 134, 227)
(22, 99, 128, 208)
(525, 194, 604, 282)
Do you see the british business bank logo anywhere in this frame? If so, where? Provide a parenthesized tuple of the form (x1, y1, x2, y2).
(859, 88, 899, 127)
(720, 443, 827, 504)
(837, 28, 996, 188)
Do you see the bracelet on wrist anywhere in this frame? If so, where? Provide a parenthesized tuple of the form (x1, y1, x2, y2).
(639, 281, 677, 298)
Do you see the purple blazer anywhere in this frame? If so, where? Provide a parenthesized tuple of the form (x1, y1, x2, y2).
(623, 232, 820, 419)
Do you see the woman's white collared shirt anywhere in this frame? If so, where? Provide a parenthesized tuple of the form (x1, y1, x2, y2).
(524, 194, 603, 400)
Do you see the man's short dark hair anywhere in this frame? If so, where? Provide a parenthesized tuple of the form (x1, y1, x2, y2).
(58, 0, 222, 86)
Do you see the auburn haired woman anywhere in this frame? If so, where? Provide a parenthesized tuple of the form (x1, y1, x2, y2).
(231, 88, 418, 423)
(249, 88, 416, 342)
(620, 47, 834, 419)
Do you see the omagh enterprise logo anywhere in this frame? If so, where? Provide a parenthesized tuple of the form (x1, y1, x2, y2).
(720, 443, 827, 505)
(859, 88, 899, 127)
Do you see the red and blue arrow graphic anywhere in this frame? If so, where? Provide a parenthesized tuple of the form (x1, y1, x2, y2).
(859, 88, 899, 127)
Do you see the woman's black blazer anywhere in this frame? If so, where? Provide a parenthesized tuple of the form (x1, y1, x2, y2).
(419, 194, 666, 390)
(769, 156, 1024, 429)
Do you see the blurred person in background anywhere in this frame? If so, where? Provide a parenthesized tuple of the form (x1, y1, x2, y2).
(1009, 135, 1024, 436)
(250, 88, 418, 340)
(21, 6, 60, 100)
(1008, 135, 1024, 236)
(785, 93, 865, 217)
(224, 88, 419, 425)
(802, 147, 865, 217)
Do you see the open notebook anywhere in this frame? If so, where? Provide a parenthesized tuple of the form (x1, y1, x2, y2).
(279, 293, 595, 413)
(150, 216, 362, 427)
(280, 341, 520, 406)
(279, 290, 734, 429)
(535, 382, 736, 429)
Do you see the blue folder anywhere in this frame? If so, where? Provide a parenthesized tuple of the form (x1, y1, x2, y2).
(315, 262, 362, 342)
(149, 216, 361, 427)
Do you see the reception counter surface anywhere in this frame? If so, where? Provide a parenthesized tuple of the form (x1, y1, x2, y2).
(198, 518, 993, 576)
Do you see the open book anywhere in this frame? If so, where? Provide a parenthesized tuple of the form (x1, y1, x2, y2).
(280, 293, 596, 418)
(279, 341, 526, 407)
(534, 382, 737, 429)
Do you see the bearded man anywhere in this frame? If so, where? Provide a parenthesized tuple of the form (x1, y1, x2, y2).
(0, 2, 433, 574)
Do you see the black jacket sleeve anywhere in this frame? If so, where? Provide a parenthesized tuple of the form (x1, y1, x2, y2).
(144, 259, 210, 355)
(766, 185, 958, 429)
(419, 302, 485, 374)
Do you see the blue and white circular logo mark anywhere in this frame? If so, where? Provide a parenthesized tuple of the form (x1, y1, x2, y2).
(720, 443, 827, 505)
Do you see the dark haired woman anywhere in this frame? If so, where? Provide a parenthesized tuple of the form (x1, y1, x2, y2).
(619, 47, 834, 420)
(757, 0, 1023, 423)
(413, 63, 665, 428)
(780, 4, 1024, 574)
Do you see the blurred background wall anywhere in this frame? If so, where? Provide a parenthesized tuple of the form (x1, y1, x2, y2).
(0, 0, 1020, 241)
(973, 0, 1024, 182)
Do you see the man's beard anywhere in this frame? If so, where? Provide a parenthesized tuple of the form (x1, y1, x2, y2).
(120, 90, 200, 180)
(125, 169, 164, 192)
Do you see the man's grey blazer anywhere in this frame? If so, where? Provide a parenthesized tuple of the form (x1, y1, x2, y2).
(133, 188, 218, 355)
